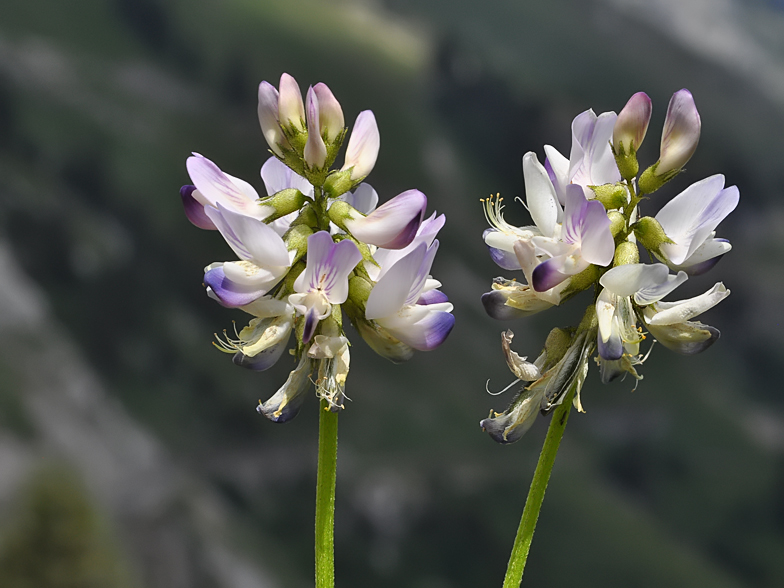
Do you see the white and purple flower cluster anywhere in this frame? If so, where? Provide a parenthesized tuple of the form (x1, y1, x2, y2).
(180, 74, 454, 422)
(481, 89, 738, 444)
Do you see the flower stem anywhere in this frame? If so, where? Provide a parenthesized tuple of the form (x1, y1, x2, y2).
(501, 391, 574, 588)
(315, 399, 339, 588)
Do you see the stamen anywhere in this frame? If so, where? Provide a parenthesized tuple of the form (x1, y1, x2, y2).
(485, 377, 521, 396)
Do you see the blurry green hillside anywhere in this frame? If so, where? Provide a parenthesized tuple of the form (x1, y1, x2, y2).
(1, 0, 783, 587)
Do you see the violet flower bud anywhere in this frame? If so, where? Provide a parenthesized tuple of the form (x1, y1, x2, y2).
(303, 86, 327, 169)
(613, 92, 652, 154)
(313, 82, 344, 143)
(657, 88, 701, 175)
(342, 110, 380, 181)
(277, 73, 306, 132)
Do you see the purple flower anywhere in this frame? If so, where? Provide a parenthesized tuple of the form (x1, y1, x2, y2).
(531, 185, 614, 292)
(289, 231, 362, 343)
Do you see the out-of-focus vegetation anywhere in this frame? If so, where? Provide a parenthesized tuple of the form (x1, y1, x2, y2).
(1, 0, 783, 586)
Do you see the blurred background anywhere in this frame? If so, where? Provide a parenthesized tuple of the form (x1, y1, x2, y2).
(0, 0, 782, 586)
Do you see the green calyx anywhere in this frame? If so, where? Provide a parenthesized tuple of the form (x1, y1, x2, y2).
(612, 143, 639, 182)
(613, 240, 640, 266)
(323, 170, 355, 199)
(260, 188, 309, 222)
(608, 210, 626, 238)
(347, 275, 374, 313)
(327, 199, 360, 232)
(638, 162, 680, 194)
(283, 224, 314, 265)
(541, 327, 574, 371)
(591, 183, 629, 210)
(633, 216, 674, 257)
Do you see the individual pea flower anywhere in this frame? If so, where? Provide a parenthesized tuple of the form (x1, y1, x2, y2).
(612, 92, 652, 181)
(650, 174, 739, 275)
(639, 89, 701, 193)
(544, 108, 621, 203)
(289, 231, 362, 344)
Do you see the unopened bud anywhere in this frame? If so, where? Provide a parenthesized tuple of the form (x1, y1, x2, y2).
(658, 89, 700, 175)
(613, 240, 639, 267)
(342, 110, 380, 182)
(607, 210, 626, 237)
(278, 73, 306, 133)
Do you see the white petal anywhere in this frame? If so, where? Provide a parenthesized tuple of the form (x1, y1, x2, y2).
(647, 282, 729, 325)
(366, 243, 426, 319)
(523, 152, 560, 238)
(260, 157, 313, 196)
(216, 203, 291, 267)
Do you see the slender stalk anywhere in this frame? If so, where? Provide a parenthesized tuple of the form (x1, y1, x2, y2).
(315, 400, 339, 588)
(501, 391, 574, 588)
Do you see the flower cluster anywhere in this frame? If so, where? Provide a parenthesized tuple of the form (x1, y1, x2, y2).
(481, 89, 738, 444)
(180, 74, 454, 421)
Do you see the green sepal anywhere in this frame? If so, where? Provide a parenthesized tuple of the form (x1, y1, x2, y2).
(259, 188, 309, 222)
(327, 199, 358, 232)
(283, 224, 313, 266)
(638, 161, 680, 194)
(612, 143, 639, 182)
(289, 203, 318, 230)
(633, 216, 674, 257)
(347, 275, 374, 313)
(541, 327, 575, 371)
(559, 264, 601, 302)
(590, 183, 628, 209)
(607, 210, 626, 238)
(323, 169, 354, 199)
(613, 240, 640, 267)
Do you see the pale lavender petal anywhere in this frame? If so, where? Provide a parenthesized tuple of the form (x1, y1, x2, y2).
(484, 230, 521, 270)
(380, 305, 455, 351)
(578, 198, 614, 266)
(180, 185, 217, 230)
(600, 263, 670, 297)
(658, 89, 701, 174)
(634, 270, 688, 305)
(561, 184, 589, 245)
(303, 86, 327, 168)
(278, 73, 305, 130)
(481, 291, 533, 320)
(343, 183, 378, 215)
(302, 306, 319, 344)
(313, 82, 344, 142)
(679, 239, 730, 275)
(232, 334, 288, 371)
(294, 231, 332, 293)
(204, 266, 266, 307)
(646, 321, 719, 355)
(657, 175, 738, 264)
(405, 241, 439, 306)
(257, 81, 287, 156)
(215, 203, 290, 267)
(597, 325, 623, 361)
(186, 154, 264, 218)
(204, 206, 252, 260)
(354, 319, 414, 364)
(346, 189, 425, 249)
(568, 109, 595, 179)
(322, 238, 362, 303)
(614, 92, 652, 151)
(342, 110, 380, 181)
(585, 112, 620, 186)
(366, 243, 427, 320)
(532, 256, 573, 292)
(260, 156, 313, 196)
(418, 290, 448, 305)
(523, 151, 560, 237)
(544, 145, 569, 204)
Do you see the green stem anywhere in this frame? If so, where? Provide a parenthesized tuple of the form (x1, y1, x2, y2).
(315, 400, 339, 588)
(501, 392, 574, 588)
